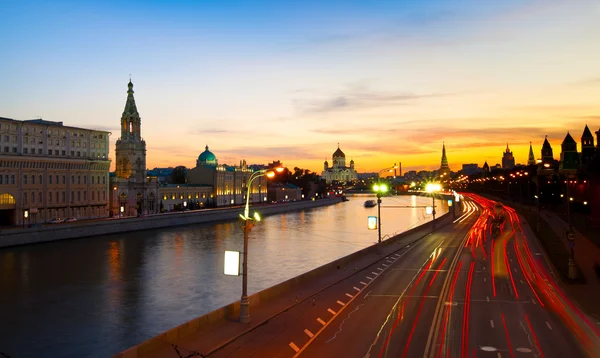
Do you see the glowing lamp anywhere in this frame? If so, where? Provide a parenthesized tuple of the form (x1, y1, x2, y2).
(224, 251, 240, 276)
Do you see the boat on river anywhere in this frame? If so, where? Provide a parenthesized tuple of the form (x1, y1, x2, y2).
(364, 200, 377, 208)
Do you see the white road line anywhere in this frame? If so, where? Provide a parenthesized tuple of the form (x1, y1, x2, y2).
(289, 342, 300, 352)
(382, 263, 389, 267)
(386, 260, 393, 263)
(520, 280, 524, 284)
(484, 277, 487, 282)
(490, 320, 495, 328)
(546, 322, 553, 330)
(346, 293, 353, 298)
(337, 300, 345, 306)
(360, 281, 367, 285)
(317, 318, 326, 325)
(532, 299, 537, 305)
(486, 296, 490, 303)
(328, 308, 336, 315)
(366, 276, 374, 280)
(372, 272, 379, 276)
(514, 268, 517, 273)
(377, 267, 384, 271)
(304, 329, 314, 338)
(353, 286, 361, 292)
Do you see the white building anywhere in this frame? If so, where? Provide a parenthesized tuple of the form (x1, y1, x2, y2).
(322, 144, 358, 183)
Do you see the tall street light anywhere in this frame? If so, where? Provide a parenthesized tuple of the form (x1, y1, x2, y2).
(239, 166, 284, 323)
(373, 183, 389, 243)
(374, 165, 398, 244)
(426, 183, 442, 230)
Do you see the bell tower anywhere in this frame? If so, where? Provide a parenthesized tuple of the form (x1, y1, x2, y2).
(115, 79, 147, 181)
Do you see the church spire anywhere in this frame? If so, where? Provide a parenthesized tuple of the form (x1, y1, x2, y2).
(440, 142, 449, 170)
(527, 141, 536, 165)
(121, 79, 141, 140)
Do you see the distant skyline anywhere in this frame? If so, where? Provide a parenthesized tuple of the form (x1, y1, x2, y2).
(1, 0, 599, 173)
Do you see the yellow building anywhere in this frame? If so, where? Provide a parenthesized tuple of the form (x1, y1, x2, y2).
(0, 117, 110, 226)
(158, 184, 213, 211)
(186, 146, 267, 206)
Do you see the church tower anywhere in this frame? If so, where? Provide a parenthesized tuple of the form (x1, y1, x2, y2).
(501, 144, 515, 169)
(111, 79, 158, 216)
(559, 132, 579, 172)
(581, 125, 595, 167)
(541, 136, 554, 161)
(115, 80, 147, 182)
(527, 142, 536, 166)
(439, 143, 450, 177)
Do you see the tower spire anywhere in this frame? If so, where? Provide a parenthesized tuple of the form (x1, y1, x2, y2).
(527, 141, 536, 165)
(440, 142, 449, 174)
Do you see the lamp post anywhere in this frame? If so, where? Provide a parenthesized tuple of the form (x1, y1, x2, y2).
(239, 166, 284, 323)
(120, 205, 124, 219)
(374, 165, 398, 244)
(426, 183, 442, 231)
(23, 210, 28, 228)
(373, 183, 389, 243)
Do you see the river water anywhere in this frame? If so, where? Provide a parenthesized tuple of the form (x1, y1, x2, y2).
(0, 195, 446, 357)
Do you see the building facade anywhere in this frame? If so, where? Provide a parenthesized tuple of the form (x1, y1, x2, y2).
(109, 80, 159, 217)
(268, 183, 302, 202)
(322, 144, 358, 183)
(501, 144, 515, 169)
(158, 184, 213, 211)
(186, 146, 267, 206)
(0, 117, 110, 226)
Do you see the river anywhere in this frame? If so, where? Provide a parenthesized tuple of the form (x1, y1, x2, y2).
(0, 194, 447, 357)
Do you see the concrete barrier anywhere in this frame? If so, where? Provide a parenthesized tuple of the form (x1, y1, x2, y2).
(0, 198, 342, 248)
(116, 202, 454, 358)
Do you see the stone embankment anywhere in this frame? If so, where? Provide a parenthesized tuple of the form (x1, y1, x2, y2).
(0, 198, 342, 248)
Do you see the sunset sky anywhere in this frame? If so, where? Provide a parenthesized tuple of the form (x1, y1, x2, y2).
(1, 0, 599, 173)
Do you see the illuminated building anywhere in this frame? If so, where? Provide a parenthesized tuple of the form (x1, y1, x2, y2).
(0, 117, 110, 226)
(109, 80, 159, 217)
(501, 144, 515, 169)
(321, 144, 358, 183)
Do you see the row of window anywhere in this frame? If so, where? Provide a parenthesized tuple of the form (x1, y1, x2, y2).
(161, 192, 209, 201)
(22, 174, 107, 185)
(22, 190, 107, 204)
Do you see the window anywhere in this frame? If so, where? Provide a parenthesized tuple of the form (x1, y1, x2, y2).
(31, 192, 35, 203)
(77, 151, 80, 157)
(62, 150, 65, 155)
(12, 147, 16, 153)
(97, 175, 100, 184)
(48, 149, 52, 155)
(24, 192, 27, 203)
(70, 151, 74, 156)
(39, 175, 42, 185)
(38, 192, 42, 203)
(92, 191, 95, 200)
(84, 176, 86, 184)
(63, 176, 65, 184)
(78, 176, 80, 184)
(71, 192, 74, 202)
(77, 191, 81, 201)
(83, 191, 87, 201)
(0, 175, 2, 184)
(56, 192, 59, 202)
(97, 190, 100, 201)
(24, 175, 27, 184)
(48, 192, 52, 203)
(62, 191, 65, 203)
(38, 148, 42, 154)
(91, 176, 94, 184)
(103, 191, 105, 200)
(32, 175, 35, 184)
(3, 147, 8, 152)
(56, 175, 59, 184)
(102, 176, 105, 184)
(10, 175, 14, 184)
(24, 148, 28, 154)
(71, 176, 74, 184)
(49, 175, 52, 184)
(55, 150, 58, 155)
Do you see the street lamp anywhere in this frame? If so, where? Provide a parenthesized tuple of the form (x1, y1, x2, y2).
(23, 210, 28, 228)
(120, 205, 124, 219)
(373, 183, 389, 243)
(238, 166, 284, 324)
(425, 182, 442, 230)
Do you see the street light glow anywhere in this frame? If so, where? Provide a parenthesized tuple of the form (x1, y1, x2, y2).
(266, 171, 275, 178)
(275, 167, 284, 173)
(425, 183, 442, 193)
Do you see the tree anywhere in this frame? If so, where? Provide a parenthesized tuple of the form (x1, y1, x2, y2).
(170, 166, 187, 184)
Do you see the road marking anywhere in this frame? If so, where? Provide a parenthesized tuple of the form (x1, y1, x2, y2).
(304, 329, 314, 338)
(386, 260, 393, 263)
(486, 296, 490, 303)
(490, 320, 495, 328)
(372, 272, 379, 276)
(520, 280, 524, 284)
(382, 263, 389, 267)
(484, 277, 487, 282)
(337, 300, 345, 306)
(317, 318, 326, 325)
(546, 322, 552, 330)
(289, 342, 300, 352)
(377, 267, 384, 271)
(360, 281, 367, 285)
(327, 308, 336, 315)
(346, 293, 353, 298)
(366, 276, 373, 280)
(514, 268, 517, 273)
(532, 299, 536, 305)
(353, 286, 361, 291)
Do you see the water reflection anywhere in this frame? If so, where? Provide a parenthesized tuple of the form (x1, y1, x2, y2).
(0, 195, 445, 358)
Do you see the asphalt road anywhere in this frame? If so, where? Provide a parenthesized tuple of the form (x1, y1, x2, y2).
(208, 195, 598, 358)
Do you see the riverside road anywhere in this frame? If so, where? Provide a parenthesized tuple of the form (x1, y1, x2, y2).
(0, 195, 443, 358)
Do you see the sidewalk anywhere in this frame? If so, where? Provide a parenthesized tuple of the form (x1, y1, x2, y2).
(540, 210, 600, 320)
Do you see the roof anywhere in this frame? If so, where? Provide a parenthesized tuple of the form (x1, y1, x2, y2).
(333, 147, 345, 157)
(562, 132, 576, 145)
(0, 117, 111, 133)
(542, 136, 552, 149)
(582, 125, 594, 138)
(198, 145, 217, 163)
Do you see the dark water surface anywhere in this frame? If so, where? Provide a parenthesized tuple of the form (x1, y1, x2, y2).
(0, 195, 446, 357)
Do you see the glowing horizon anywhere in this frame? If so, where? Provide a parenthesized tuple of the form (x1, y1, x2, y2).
(1, 1, 599, 174)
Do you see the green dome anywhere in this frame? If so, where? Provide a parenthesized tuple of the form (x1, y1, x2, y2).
(198, 145, 217, 166)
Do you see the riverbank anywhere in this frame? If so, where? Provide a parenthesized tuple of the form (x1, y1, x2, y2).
(0, 197, 342, 249)
(116, 195, 456, 358)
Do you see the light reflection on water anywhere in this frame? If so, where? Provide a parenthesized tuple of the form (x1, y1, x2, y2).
(0, 195, 445, 358)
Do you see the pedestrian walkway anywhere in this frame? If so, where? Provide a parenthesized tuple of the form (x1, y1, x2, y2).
(539, 210, 600, 320)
